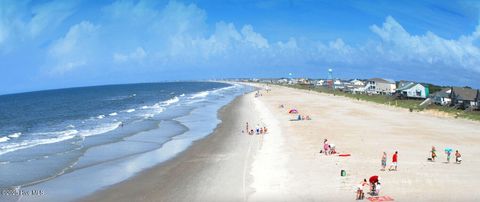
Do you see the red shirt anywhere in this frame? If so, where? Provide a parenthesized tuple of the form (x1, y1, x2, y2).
(393, 153, 398, 162)
(369, 176, 379, 184)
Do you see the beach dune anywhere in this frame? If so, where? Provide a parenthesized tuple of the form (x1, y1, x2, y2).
(84, 84, 480, 202)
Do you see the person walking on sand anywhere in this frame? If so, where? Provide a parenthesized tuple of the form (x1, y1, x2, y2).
(381, 152, 387, 171)
(246, 122, 249, 133)
(388, 151, 398, 171)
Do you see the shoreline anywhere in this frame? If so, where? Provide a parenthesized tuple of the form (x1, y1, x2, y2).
(82, 83, 480, 201)
(81, 91, 263, 201)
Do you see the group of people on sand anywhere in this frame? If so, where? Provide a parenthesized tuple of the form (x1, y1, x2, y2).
(430, 146, 462, 164)
(320, 139, 336, 155)
(243, 122, 268, 135)
(356, 176, 382, 200)
(380, 151, 398, 171)
(254, 91, 263, 98)
(355, 151, 397, 200)
(296, 114, 311, 121)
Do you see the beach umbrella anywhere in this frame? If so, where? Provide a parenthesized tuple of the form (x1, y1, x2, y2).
(444, 148, 452, 152)
(289, 109, 298, 114)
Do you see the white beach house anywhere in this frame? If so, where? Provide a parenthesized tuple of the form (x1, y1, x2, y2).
(396, 82, 429, 99)
(365, 78, 396, 95)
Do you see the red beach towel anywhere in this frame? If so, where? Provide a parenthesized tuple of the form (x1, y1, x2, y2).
(367, 196, 394, 201)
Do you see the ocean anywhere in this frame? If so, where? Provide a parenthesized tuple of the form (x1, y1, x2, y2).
(0, 81, 251, 201)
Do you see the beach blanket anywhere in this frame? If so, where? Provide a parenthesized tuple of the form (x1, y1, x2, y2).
(367, 196, 394, 201)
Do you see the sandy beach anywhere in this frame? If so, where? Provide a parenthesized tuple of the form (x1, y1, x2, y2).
(83, 84, 480, 202)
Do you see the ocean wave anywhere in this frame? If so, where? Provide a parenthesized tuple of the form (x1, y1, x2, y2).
(97, 115, 105, 119)
(7, 132, 22, 138)
(0, 129, 79, 156)
(107, 93, 136, 101)
(109, 112, 118, 116)
(125, 109, 135, 113)
(143, 114, 155, 119)
(0, 136, 10, 143)
(161, 96, 179, 106)
(180, 94, 185, 97)
(211, 85, 238, 95)
(78, 122, 122, 137)
(189, 91, 209, 99)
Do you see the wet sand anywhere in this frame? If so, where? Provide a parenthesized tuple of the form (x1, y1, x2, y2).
(82, 92, 264, 202)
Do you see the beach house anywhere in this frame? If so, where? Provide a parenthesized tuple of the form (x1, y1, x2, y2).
(450, 87, 479, 109)
(316, 80, 325, 86)
(432, 88, 452, 106)
(350, 79, 365, 86)
(365, 78, 397, 95)
(395, 82, 429, 99)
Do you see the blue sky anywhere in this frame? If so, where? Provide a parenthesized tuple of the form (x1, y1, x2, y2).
(1, 0, 480, 94)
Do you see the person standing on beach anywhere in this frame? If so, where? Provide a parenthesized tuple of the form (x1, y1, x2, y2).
(381, 152, 387, 171)
(389, 151, 398, 171)
(431, 146, 437, 161)
(246, 122, 249, 133)
(446, 150, 452, 163)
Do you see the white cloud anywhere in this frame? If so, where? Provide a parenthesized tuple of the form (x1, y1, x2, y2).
(0, 0, 77, 50)
(113, 47, 147, 63)
(27, 1, 480, 85)
(48, 21, 99, 75)
(241, 25, 269, 49)
(370, 16, 480, 73)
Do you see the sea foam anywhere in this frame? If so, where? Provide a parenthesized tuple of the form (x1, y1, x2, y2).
(0, 137, 10, 143)
(8, 132, 22, 138)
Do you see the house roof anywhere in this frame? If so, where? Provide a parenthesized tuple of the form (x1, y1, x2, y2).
(452, 87, 478, 101)
(369, 78, 395, 84)
(396, 82, 417, 91)
(432, 88, 451, 98)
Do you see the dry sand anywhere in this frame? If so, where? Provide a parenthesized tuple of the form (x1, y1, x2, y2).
(83, 84, 480, 202)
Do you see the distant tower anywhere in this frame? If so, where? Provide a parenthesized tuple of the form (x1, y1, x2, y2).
(327, 68, 333, 88)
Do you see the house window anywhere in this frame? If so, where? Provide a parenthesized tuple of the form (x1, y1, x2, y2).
(416, 91, 421, 97)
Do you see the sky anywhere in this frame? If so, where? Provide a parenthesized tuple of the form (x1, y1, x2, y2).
(1, 0, 480, 95)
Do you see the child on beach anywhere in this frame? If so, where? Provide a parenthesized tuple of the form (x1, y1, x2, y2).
(263, 127, 268, 134)
(375, 182, 382, 196)
(431, 146, 437, 161)
(356, 179, 368, 200)
(381, 152, 387, 171)
(323, 139, 329, 155)
(388, 151, 398, 171)
(455, 150, 462, 164)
